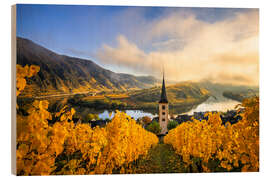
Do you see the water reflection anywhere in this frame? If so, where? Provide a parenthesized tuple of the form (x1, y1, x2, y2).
(18, 95, 240, 121)
(96, 97, 240, 120)
(184, 97, 240, 115)
(98, 110, 157, 120)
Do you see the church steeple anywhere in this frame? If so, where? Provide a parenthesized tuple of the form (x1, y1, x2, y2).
(158, 70, 169, 135)
(159, 73, 168, 103)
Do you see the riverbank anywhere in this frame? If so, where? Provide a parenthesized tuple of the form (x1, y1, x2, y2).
(17, 93, 241, 123)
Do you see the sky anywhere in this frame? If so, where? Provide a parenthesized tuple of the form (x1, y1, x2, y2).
(17, 4, 259, 86)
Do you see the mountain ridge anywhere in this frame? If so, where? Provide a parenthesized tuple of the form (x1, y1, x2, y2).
(16, 37, 159, 96)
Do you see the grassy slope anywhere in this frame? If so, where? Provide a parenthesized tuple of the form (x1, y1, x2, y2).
(132, 143, 186, 173)
(126, 82, 210, 109)
(74, 82, 210, 114)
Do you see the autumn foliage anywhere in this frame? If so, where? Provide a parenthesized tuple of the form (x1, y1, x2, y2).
(164, 97, 259, 172)
(16, 64, 40, 96)
(16, 64, 259, 174)
(16, 65, 158, 175)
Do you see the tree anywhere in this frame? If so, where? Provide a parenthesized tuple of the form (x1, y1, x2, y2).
(83, 113, 99, 123)
(146, 121, 161, 135)
(141, 116, 152, 127)
(167, 120, 179, 131)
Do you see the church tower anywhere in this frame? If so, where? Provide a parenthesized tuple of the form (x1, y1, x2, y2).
(159, 73, 169, 134)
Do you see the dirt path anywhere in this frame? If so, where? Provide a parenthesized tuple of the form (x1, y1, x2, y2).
(133, 143, 186, 173)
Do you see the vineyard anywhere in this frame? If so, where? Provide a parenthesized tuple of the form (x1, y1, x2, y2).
(16, 65, 259, 175)
(164, 97, 259, 172)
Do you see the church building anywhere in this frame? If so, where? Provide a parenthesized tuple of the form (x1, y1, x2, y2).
(159, 73, 169, 134)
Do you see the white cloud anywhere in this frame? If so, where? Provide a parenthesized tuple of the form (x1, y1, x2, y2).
(96, 9, 259, 86)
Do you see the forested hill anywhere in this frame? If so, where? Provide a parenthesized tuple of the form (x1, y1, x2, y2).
(16, 37, 159, 96)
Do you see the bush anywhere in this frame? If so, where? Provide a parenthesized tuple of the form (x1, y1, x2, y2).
(140, 116, 152, 128)
(146, 121, 161, 135)
(83, 113, 100, 123)
(167, 120, 179, 131)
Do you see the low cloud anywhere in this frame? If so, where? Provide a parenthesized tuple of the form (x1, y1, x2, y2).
(96, 9, 259, 86)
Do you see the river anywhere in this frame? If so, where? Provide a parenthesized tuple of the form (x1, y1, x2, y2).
(18, 95, 240, 121)
(95, 96, 240, 120)
(184, 96, 240, 115)
(98, 110, 157, 120)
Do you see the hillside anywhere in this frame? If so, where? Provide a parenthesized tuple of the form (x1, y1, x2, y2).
(197, 81, 259, 102)
(17, 37, 159, 97)
(223, 90, 259, 102)
(67, 82, 210, 115)
(127, 82, 210, 111)
(129, 82, 209, 104)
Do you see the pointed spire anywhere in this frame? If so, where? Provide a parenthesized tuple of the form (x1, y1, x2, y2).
(159, 70, 168, 103)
